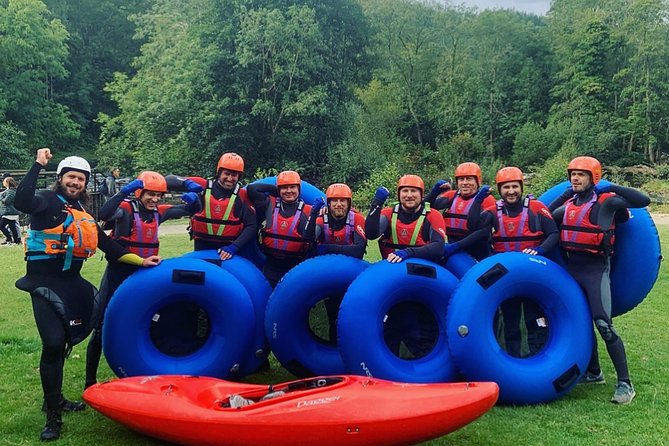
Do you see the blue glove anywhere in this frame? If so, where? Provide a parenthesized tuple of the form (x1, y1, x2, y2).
(393, 249, 409, 260)
(183, 179, 204, 193)
(218, 244, 238, 256)
(430, 180, 451, 196)
(443, 243, 460, 258)
(475, 185, 491, 202)
(316, 244, 329, 255)
(121, 179, 144, 196)
(373, 186, 390, 203)
(181, 192, 199, 206)
(311, 197, 326, 215)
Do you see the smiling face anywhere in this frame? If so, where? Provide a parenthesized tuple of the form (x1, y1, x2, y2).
(399, 187, 422, 212)
(279, 184, 300, 203)
(328, 198, 350, 219)
(500, 181, 522, 205)
(569, 170, 592, 193)
(140, 190, 163, 211)
(58, 171, 87, 200)
(217, 168, 240, 190)
(456, 175, 478, 198)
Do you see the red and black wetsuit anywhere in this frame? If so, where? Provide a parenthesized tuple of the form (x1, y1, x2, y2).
(550, 184, 649, 382)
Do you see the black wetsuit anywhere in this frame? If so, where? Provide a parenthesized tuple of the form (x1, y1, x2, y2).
(14, 162, 129, 410)
(550, 184, 650, 382)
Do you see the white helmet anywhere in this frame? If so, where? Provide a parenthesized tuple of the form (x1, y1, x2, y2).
(57, 156, 91, 179)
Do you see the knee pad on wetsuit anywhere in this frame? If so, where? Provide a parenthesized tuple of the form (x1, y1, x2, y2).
(594, 318, 619, 344)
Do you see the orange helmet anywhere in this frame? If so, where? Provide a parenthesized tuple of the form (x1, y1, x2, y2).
(217, 153, 244, 175)
(397, 174, 424, 195)
(326, 183, 352, 200)
(454, 162, 482, 185)
(136, 171, 167, 198)
(277, 170, 301, 188)
(495, 167, 524, 186)
(568, 156, 602, 185)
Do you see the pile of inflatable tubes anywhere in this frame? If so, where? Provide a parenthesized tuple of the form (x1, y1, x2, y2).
(102, 179, 661, 406)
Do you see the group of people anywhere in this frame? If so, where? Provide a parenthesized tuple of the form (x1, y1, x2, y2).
(14, 147, 649, 441)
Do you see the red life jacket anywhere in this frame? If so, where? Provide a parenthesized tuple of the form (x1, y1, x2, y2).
(190, 181, 246, 243)
(261, 197, 312, 259)
(378, 204, 437, 259)
(491, 197, 546, 253)
(441, 190, 495, 239)
(319, 210, 366, 245)
(25, 195, 98, 270)
(113, 200, 160, 257)
(560, 192, 616, 256)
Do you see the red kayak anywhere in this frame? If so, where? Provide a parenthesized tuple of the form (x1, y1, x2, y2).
(84, 375, 498, 446)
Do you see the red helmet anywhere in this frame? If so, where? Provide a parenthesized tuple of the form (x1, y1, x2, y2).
(568, 156, 602, 185)
(277, 170, 301, 187)
(454, 162, 482, 185)
(326, 183, 352, 200)
(217, 153, 244, 175)
(495, 167, 524, 186)
(136, 171, 167, 198)
(397, 174, 424, 195)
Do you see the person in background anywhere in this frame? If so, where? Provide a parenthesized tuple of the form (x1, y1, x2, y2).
(14, 149, 161, 441)
(1, 176, 21, 245)
(101, 167, 120, 202)
(85, 171, 201, 389)
(480, 167, 558, 357)
(247, 170, 314, 288)
(549, 156, 650, 405)
(166, 152, 256, 261)
(426, 162, 496, 261)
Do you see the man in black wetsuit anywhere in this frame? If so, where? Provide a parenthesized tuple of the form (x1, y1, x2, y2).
(14, 148, 161, 441)
(549, 156, 650, 405)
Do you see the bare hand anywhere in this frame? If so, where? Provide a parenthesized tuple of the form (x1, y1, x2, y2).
(386, 252, 404, 263)
(522, 248, 538, 256)
(36, 148, 52, 166)
(142, 255, 162, 267)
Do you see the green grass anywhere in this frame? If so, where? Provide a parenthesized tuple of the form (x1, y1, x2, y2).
(1, 228, 667, 445)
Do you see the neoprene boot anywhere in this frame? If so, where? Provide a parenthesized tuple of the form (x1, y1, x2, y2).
(40, 409, 62, 441)
(41, 395, 86, 412)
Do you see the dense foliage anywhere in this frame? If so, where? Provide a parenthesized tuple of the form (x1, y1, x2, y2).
(2, 0, 669, 195)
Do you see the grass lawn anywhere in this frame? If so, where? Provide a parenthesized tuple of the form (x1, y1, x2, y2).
(1, 226, 667, 445)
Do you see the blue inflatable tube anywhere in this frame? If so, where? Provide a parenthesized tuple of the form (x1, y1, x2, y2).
(249, 176, 325, 206)
(103, 258, 255, 379)
(442, 250, 477, 279)
(181, 251, 272, 377)
(338, 258, 459, 383)
(539, 180, 662, 316)
(264, 255, 369, 377)
(447, 252, 593, 405)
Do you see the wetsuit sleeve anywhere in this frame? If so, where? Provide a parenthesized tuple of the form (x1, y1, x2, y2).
(14, 162, 49, 214)
(365, 207, 389, 240)
(598, 185, 650, 230)
(404, 220, 445, 262)
(158, 203, 197, 223)
(321, 230, 367, 259)
(229, 199, 257, 250)
(165, 175, 206, 191)
(97, 225, 131, 260)
(246, 183, 275, 214)
(534, 207, 559, 252)
(451, 224, 491, 251)
(551, 206, 566, 226)
(303, 214, 319, 240)
(430, 194, 451, 211)
(98, 191, 126, 221)
(548, 187, 574, 212)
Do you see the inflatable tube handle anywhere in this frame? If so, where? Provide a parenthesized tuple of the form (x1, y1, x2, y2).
(406, 262, 437, 279)
(172, 269, 206, 285)
(475, 263, 509, 290)
(200, 258, 223, 267)
(552, 364, 580, 392)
